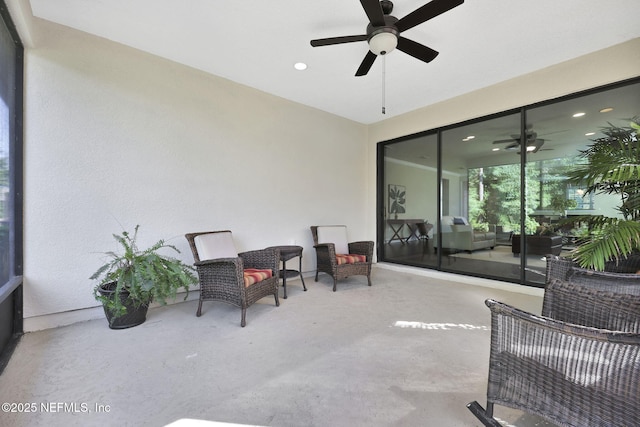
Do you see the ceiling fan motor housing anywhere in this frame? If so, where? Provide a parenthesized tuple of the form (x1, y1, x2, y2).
(380, 0, 394, 15)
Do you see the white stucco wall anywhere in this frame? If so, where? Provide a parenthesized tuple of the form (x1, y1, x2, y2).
(22, 19, 369, 329)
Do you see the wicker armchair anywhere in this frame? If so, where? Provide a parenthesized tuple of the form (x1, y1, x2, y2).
(468, 257, 640, 427)
(310, 225, 374, 291)
(185, 231, 280, 327)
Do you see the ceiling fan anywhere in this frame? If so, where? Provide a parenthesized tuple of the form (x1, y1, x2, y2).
(493, 126, 550, 153)
(310, 0, 464, 76)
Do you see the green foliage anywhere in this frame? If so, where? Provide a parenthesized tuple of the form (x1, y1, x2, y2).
(549, 195, 577, 213)
(469, 164, 522, 231)
(567, 117, 640, 269)
(468, 163, 541, 234)
(468, 156, 582, 237)
(90, 225, 197, 318)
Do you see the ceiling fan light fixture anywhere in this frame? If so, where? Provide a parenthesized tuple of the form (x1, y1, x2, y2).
(369, 29, 398, 56)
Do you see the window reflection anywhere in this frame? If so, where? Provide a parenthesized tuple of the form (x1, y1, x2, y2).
(380, 80, 640, 287)
(0, 85, 10, 285)
(439, 114, 522, 281)
(383, 134, 438, 268)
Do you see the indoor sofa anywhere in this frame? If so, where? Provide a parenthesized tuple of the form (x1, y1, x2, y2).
(434, 217, 496, 253)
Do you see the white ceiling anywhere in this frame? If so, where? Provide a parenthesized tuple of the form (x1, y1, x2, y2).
(28, 0, 640, 124)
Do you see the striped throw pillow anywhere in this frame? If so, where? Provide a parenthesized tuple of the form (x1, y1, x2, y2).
(243, 268, 273, 287)
(336, 254, 367, 265)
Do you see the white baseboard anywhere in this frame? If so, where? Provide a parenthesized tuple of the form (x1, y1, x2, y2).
(23, 290, 199, 332)
(23, 267, 537, 332)
(375, 263, 544, 297)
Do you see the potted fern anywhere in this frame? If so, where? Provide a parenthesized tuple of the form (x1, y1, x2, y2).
(567, 117, 640, 270)
(90, 225, 197, 329)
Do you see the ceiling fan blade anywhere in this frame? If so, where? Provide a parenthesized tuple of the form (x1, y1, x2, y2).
(360, 0, 386, 27)
(396, 0, 464, 33)
(539, 129, 569, 137)
(397, 37, 439, 63)
(493, 139, 517, 144)
(355, 51, 377, 76)
(310, 35, 368, 47)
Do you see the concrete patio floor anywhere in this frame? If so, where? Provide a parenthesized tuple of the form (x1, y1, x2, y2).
(0, 264, 557, 427)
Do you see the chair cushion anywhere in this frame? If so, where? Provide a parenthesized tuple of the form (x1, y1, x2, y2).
(243, 268, 273, 287)
(194, 231, 238, 261)
(316, 225, 349, 254)
(336, 254, 367, 265)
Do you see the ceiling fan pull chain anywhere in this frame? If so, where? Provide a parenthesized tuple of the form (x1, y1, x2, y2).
(382, 54, 386, 114)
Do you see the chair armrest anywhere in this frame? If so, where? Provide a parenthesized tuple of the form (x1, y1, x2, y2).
(313, 243, 337, 267)
(195, 257, 242, 268)
(313, 242, 334, 249)
(348, 241, 374, 259)
(239, 248, 279, 275)
(194, 257, 244, 287)
(314, 242, 335, 253)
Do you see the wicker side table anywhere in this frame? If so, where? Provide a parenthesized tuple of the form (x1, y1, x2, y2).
(267, 245, 307, 299)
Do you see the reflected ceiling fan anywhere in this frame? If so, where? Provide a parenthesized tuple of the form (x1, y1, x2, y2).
(310, 0, 464, 76)
(493, 125, 552, 154)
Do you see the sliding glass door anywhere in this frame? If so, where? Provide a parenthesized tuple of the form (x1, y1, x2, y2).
(381, 133, 438, 268)
(522, 81, 640, 285)
(378, 78, 640, 287)
(0, 1, 24, 370)
(439, 113, 522, 280)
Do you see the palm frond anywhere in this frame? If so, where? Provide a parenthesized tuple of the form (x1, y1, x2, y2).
(572, 218, 640, 270)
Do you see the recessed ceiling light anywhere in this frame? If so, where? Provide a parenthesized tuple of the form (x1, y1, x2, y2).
(572, 112, 586, 118)
(294, 62, 307, 71)
(600, 107, 614, 113)
(585, 132, 596, 136)
(492, 148, 500, 152)
(462, 135, 475, 142)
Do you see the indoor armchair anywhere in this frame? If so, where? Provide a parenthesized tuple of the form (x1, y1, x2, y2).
(310, 225, 374, 291)
(185, 230, 280, 327)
